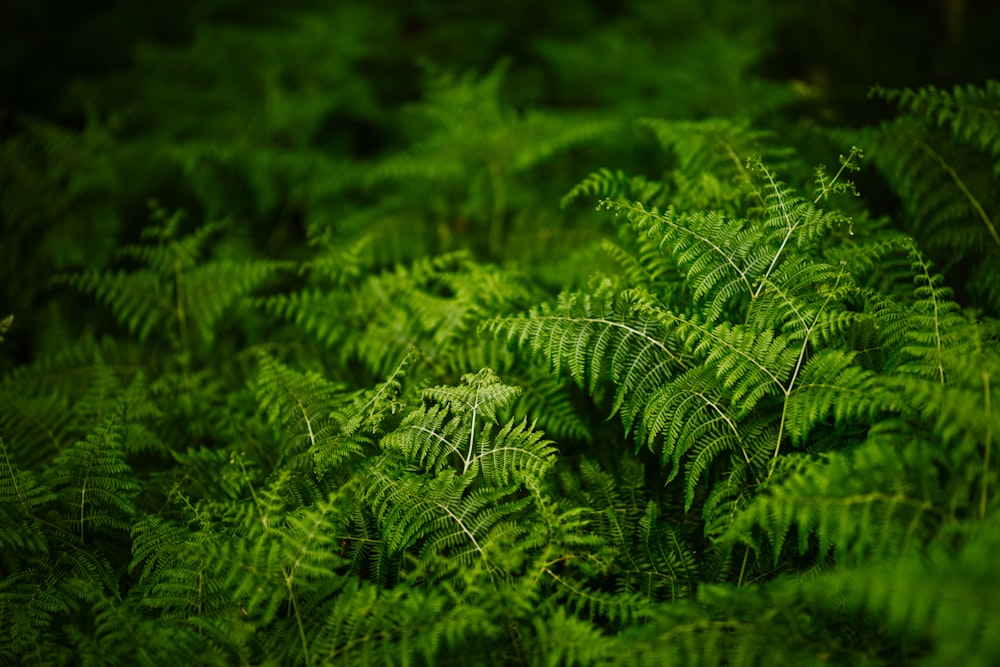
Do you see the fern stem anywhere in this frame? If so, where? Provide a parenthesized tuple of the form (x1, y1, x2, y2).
(913, 252, 948, 384)
(285, 574, 311, 667)
(79, 479, 88, 544)
(233, 453, 268, 531)
(753, 167, 797, 300)
(813, 146, 861, 204)
(465, 405, 477, 474)
(436, 499, 484, 557)
(736, 545, 750, 587)
(767, 399, 789, 480)
(722, 141, 765, 207)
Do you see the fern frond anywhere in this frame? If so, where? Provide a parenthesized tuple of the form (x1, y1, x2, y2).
(0, 543, 118, 660)
(67, 582, 171, 666)
(484, 285, 685, 433)
(506, 367, 592, 443)
(0, 335, 126, 465)
(543, 567, 654, 626)
(551, 457, 699, 612)
(797, 520, 1000, 667)
(379, 367, 554, 484)
(639, 117, 797, 210)
(45, 405, 141, 543)
(851, 85, 1000, 312)
(879, 118, 999, 250)
(639, 365, 749, 506)
(0, 436, 55, 553)
(783, 348, 881, 445)
(599, 236, 685, 298)
(471, 417, 556, 489)
(130, 515, 233, 623)
(728, 438, 941, 565)
(263, 251, 537, 380)
(894, 248, 975, 383)
(182, 260, 291, 344)
(59, 214, 288, 346)
(872, 81, 1000, 173)
(255, 352, 350, 469)
(59, 268, 168, 342)
(636, 303, 795, 417)
(629, 501, 699, 601)
(561, 167, 666, 209)
(365, 467, 529, 568)
(311, 581, 495, 666)
(602, 200, 760, 321)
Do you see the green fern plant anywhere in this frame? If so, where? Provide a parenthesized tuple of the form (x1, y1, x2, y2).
(3, 7, 1000, 659)
(850, 81, 1000, 312)
(487, 141, 878, 517)
(57, 207, 289, 352)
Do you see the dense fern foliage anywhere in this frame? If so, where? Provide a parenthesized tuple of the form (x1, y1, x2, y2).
(2, 2, 999, 665)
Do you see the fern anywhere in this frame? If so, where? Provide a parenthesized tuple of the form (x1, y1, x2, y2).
(255, 351, 351, 470)
(3, 9, 1000, 662)
(791, 521, 1000, 666)
(489, 153, 882, 512)
(367, 60, 618, 258)
(852, 81, 1000, 312)
(727, 438, 942, 565)
(45, 405, 141, 544)
(58, 208, 289, 349)
(0, 436, 55, 554)
(871, 81, 1000, 173)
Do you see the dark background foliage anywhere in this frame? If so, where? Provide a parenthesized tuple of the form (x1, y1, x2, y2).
(3, 0, 1000, 367)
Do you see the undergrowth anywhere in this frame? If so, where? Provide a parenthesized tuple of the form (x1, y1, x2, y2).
(1, 3, 998, 665)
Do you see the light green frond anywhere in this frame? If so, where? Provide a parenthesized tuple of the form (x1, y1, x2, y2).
(783, 348, 881, 445)
(484, 286, 684, 433)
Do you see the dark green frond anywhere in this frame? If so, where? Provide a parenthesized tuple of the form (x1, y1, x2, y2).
(872, 81, 1000, 172)
(45, 405, 141, 543)
(0, 436, 55, 554)
(728, 438, 942, 565)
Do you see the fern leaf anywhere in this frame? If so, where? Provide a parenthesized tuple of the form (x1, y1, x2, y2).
(783, 348, 881, 445)
(895, 248, 975, 383)
(872, 81, 1000, 173)
(45, 405, 141, 543)
(727, 438, 941, 564)
(59, 268, 170, 342)
(182, 259, 291, 344)
(365, 467, 529, 567)
(255, 352, 351, 469)
(0, 436, 55, 553)
(602, 200, 759, 321)
(471, 417, 556, 489)
(311, 581, 495, 665)
(561, 167, 665, 209)
(484, 285, 684, 433)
